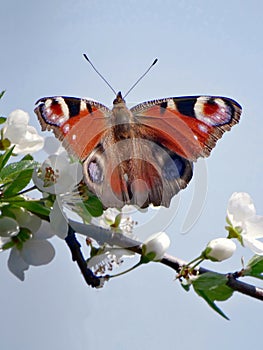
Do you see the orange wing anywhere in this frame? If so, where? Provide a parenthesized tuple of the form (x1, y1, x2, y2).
(131, 96, 241, 161)
(35, 96, 110, 160)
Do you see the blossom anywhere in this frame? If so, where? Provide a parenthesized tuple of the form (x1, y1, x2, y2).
(94, 208, 136, 236)
(3, 109, 44, 154)
(87, 247, 134, 276)
(85, 208, 137, 275)
(142, 231, 170, 261)
(33, 154, 83, 195)
(202, 238, 236, 262)
(0, 208, 55, 280)
(33, 154, 83, 238)
(227, 192, 263, 255)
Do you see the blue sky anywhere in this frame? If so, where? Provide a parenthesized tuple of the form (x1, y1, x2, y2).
(1, 1, 263, 349)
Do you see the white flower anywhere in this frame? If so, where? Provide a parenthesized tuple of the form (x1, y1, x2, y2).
(227, 192, 263, 255)
(85, 209, 137, 274)
(3, 109, 44, 154)
(87, 247, 134, 276)
(142, 231, 170, 261)
(92, 208, 136, 237)
(202, 238, 236, 262)
(0, 208, 55, 280)
(33, 154, 83, 195)
(33, 154, 84, 238)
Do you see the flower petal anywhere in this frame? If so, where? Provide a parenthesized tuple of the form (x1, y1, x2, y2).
(244, 215, 263, 239)
(8, 248, 29, 281)
(4, 123, 27, 143)
(21, 240, 55, 265)
(4, 110, 44, 154)
(13, 126, 44, 154)
(33, 220, 54, 239)
(0, 217, 19, 237)
(205, 238, 236, 262)
(11, 208, 41, 233)
(242, 236, 263, 255)
(50, 199, 68, 238)
(7, 109, 29, 125)
(87, 248, 134, 274)
(227, 192, 256, 226)
(143, 231, 170, 261)
(43, 136, 61, 155)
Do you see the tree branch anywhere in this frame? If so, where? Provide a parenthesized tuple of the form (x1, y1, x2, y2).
(65, 226, 103, 288)
(68, 219, 263, 300)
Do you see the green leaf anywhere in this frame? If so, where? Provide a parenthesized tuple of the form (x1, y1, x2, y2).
(192, 272, 234, 320)
(0, 116, 6, 125)
(7, 197, 50, 218)
(0, 204, 17, 219)
(84, 196, 103, 217)
(21, 154, 34, 161)
(196, 289, 230, 320)
(244, 255, 263, 280)
(18, 200, 50, 218)
(0, 146, 15, 172)
(0, 159, 37, 183)
(180, 282, 191, 292)
(0, 90, 5, 99)
(3, 168, 33, 196)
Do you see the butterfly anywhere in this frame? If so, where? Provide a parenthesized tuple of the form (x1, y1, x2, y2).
(35, 90, 241, 209)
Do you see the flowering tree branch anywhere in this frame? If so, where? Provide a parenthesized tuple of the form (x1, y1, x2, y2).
(162, 255, 263, 301)
(1, 101, 263, 318)
(68, 219, 263, 301)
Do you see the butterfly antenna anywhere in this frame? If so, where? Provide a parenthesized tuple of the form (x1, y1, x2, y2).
(83, 54, 117, 95)
(123, 58, 158, 98)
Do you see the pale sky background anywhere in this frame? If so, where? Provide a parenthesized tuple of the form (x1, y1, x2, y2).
(1, 1, 263, 349)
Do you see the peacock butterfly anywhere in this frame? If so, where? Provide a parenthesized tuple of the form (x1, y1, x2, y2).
(35, 91, 241, 209)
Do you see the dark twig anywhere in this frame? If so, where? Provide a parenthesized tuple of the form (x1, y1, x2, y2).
(65, 226, 102, 288)
(68, 219, 263, 300)
(226, 275, 263, 300)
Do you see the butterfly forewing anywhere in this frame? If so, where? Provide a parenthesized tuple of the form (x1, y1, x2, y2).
(35, 96, 111, 159)
(131, 96, 241, 161)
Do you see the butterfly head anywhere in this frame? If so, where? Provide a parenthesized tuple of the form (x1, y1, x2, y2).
(113, 91, 125, 105)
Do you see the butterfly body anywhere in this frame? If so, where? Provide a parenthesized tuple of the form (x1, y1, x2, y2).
(35, 92, 241, 208)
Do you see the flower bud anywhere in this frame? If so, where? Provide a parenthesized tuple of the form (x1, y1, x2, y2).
(142, 232, 170, 261)
(202, 238, 236, 262)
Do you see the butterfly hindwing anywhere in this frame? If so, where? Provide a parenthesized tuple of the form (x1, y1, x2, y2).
(83, 134, 193, 208)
